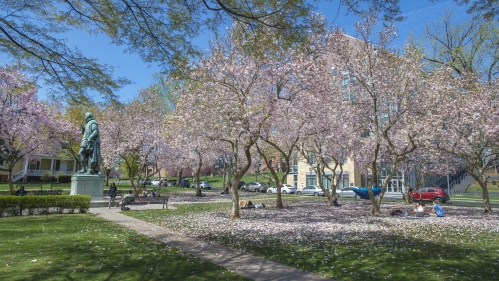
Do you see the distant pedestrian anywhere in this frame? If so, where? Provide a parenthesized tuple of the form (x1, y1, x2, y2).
(108, 182, 118, 208)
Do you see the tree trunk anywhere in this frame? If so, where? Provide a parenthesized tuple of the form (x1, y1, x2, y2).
(130, 176, 139, 197)
(105, 168, 111, 186)
(195, 155, 202, 197)
(177, 169, 183, 187)
(230, 176, 243, 219)
(8, 169, 14, 193)
(222, 169, 231, 194)
(479, 179, 492, 213)
(466, 166, 492, 213)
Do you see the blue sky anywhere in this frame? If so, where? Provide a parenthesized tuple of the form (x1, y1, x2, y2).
(2, 0, 467, 102)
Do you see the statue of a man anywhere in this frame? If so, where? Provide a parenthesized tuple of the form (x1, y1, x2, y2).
(77, 112, 101, 174)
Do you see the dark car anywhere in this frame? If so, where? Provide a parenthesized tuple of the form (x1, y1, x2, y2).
(139, 178, 151, 185)
(181, 179, 190, 188)
(229, 181, 246, 189)
(412, 187, 449, 203)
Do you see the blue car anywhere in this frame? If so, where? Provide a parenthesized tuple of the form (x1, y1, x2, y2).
(353, 187, 382, 199)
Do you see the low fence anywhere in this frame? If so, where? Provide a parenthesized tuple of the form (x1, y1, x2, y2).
(50, 183, 72, 189)
(15, 183, 43, 189)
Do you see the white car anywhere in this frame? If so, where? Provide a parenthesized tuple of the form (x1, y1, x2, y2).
(267, 184, 297, 194)
(338, 186, 360, 198)
(151, 180, 161, 186)
(296, 185, 325, 196)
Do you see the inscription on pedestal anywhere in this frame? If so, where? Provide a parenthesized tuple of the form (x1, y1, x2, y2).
(71, 174, 105, 201)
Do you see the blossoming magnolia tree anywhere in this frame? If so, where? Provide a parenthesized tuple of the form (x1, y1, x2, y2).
(423, 71, 499, 213)
(248, 22, 329, 208)
(0, 66, 78, 192)
(166, 115, 221, 196)
(100, 89, 171, 196)
(326, 19, 432, 214)
(175, 27, 287, 218)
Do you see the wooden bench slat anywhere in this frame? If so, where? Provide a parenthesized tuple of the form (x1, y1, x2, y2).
(121, 196, 169, 210)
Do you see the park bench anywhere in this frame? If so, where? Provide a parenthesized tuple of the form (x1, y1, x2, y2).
(30, 190, 63, 195)
(16, 183, 43, 189)
(121, 196, 169, 210)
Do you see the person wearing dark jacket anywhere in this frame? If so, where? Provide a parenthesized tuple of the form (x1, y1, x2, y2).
(108, 182, 118, 208)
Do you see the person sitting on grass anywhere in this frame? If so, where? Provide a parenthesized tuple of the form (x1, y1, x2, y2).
(333, 198, 340, 207)
(414, 200, 426, 217)
(255, 202, 266, 209)
(430, 200, 445, 217)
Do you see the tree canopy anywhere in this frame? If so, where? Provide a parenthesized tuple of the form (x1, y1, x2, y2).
(0, 0, 312, 103)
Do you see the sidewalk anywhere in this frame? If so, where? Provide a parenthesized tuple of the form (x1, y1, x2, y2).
(90, 207, 333, 281)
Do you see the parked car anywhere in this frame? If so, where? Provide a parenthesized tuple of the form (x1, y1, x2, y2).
(229, 181, 246, 189)
(326, 189, 340, 198)
(242, 182, 268, 192)
(267, 184, 296, 194)
(139, 178, 151, 185)
(151, 179, 161, 186)
(338, 186, 360, 198)
(180, 179, 190, 188)
(191, 181, 212, 189)
(296, 185, 325, 196)
(412, 187, 449, 203)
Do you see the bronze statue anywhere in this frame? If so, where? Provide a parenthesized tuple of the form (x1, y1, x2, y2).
(77, 112, 101, 175)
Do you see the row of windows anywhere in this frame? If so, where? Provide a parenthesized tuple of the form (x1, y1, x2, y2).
(306, 174, 350, 189)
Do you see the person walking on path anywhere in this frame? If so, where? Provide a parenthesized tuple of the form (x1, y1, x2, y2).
(108, 182, 118, 208)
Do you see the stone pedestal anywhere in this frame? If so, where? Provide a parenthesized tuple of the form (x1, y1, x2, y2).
(71, 174, 105, 201)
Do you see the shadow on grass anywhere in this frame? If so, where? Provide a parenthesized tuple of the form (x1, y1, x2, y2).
(0, 215, 251, 281)
(127, 200, 499, 281)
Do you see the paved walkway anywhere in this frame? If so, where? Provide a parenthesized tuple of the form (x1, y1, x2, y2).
(90, 207, 333, 281)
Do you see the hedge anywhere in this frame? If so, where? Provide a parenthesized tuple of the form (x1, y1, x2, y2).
(0, 195, 91, 217)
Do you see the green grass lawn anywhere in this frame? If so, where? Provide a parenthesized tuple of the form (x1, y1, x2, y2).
(0, 214, 251, 281)
(126, 199, 499, 281)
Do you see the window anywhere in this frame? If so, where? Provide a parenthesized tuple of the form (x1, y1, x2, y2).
(66, 161, 74, 171)
(307, 152, 316, 165)
(306, 174, 316, 186)
(321, 174, 332, 189)
(341, 78, 349, 89)
(29, 161, 40, 170)
(337, 173, 350, 189)
(290, 156, 298, 173)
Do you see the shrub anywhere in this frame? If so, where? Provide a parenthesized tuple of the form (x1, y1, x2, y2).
(41, 171, 53, 182)
(54, 171, 66, 182)
(0, 195, 91, 217)
(57, 175, 72, 183)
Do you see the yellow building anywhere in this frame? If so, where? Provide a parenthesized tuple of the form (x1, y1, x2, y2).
(286, 155, 363, 191)
(0, 154, 76, 182)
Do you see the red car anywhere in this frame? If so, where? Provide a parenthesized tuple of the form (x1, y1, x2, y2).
(412, 187, 449, 203)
